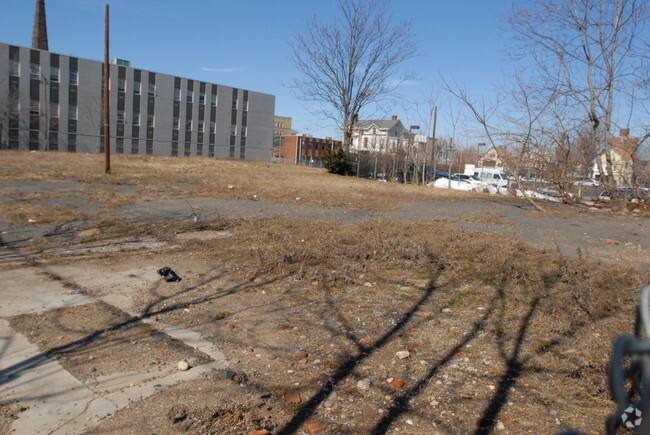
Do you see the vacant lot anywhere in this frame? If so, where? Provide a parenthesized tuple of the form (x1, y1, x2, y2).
(0, 151, 648, 434)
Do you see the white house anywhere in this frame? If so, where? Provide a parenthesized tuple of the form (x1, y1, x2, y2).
(350, 116, 413, 153)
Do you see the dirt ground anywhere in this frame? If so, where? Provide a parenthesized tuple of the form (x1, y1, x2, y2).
(1, 153, 649, 434)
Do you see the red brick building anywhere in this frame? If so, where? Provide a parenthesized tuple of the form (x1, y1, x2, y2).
(273, 135, 342, 166)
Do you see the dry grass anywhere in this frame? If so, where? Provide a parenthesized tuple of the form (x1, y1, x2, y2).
(0, 150, 490, 211)
(1, 203, 93, 225)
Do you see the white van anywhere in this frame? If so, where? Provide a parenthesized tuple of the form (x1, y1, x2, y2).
(473, 168, 510, 187)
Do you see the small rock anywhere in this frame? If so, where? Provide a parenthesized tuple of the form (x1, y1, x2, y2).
(294, 351, 309, 360)
(304, 420, 327, 434)
(430, 400, 439, 407)
(406, 419, 414, 425)
(357, 378, 371, 390)
(225, 370, 237, 380)
(298, 358, 308, 365)
(178, 361, 190, 371)
(396, 351, 410, 359)
(324, 391, 338, 408)
(390, 379, 405, 388)
(214, 312, 226, 320)
(284, 390, 301, 403)
(441, 308, 452, 313)
(226, 323, 235, 330)
(496, 421, 505, 430)
(364, 282, 373, 287)
(249, 430, 271, 435)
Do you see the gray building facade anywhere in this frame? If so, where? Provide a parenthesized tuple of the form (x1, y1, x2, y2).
(0, 42, 275, 160)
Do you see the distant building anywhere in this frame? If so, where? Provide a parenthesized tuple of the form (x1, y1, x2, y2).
(273, 116, 292, 149)
(350, 116, 413, 153)
(479, 146, 513, 171)
(0, 42, 275, 160)
(591, 129, 645, 185)
(273, 135, 342, 166)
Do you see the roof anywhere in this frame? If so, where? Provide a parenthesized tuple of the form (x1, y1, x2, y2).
(355, 119, 402, 131)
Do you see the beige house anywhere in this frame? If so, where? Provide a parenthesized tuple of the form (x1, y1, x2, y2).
(479, 146, 513, 171)
(591, 129, 640, 185)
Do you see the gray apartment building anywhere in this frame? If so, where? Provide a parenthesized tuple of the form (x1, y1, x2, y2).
(0, 42, 275, 160)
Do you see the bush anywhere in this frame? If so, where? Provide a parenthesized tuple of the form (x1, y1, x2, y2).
(322, 148, 356, 176)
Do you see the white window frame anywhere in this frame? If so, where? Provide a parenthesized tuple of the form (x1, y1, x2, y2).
(30, 63, 40, 80)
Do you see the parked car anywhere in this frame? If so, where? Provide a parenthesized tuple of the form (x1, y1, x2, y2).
(574, 178, 600, 187)
(598, 187, 648, 202)
(472, 168, 510, 187)
(453, 173, 485, 185)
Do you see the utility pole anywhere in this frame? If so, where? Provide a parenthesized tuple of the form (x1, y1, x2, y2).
(430, 106, 437, 181)
(103, 4, 110, 174)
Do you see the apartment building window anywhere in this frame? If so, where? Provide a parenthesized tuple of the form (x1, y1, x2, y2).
(211, 93, 217, 106)
(148, 83, 155, 97)
(9, 59, 20, 77)
(243, 99, 249, 111)
(50, 102, 59, 118)
(241, 125, 247, 137)
(174, 88, 181, 101)
(69, 105, 77, 119)
(147, 114, 155, 128)
(117, 110, 125, 124)
(49, 66, 59, 82)
(210, 121, 216, 133)
(231, 124, 237, 136)
(118, 78, 126, 93)
(69, 70, 78, 85)
(30, 63, 40, 80)
(232, 96, 238, 109)
(199, 92, 205, 105)
(30, 99, 39, 116)
(198, 120, 204, 132)
(185, 119, 192, 130)
(173, 117, 180, 130)
(133, 81, 141, 95)
(187, 90, 193, 103)
(133, 113, 140, 126)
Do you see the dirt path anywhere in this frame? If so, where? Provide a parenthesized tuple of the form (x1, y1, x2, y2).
(1, 180, 648, 266)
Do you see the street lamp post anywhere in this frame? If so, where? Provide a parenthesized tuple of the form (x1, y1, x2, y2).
(477, 142, 486, 166)
(477, 142, 486, 179)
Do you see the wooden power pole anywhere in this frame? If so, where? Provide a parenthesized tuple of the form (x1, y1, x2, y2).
(103, 4, 110, 174)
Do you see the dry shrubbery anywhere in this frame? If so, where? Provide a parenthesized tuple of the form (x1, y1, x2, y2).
(197, 218, 648, 329)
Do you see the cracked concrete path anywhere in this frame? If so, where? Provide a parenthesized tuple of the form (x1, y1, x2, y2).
(0, 267, 229, 434)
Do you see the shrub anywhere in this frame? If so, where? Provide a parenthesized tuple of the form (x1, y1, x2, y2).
(322, 148, 356, 176)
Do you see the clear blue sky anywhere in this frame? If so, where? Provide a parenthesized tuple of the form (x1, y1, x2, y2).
(1, 0, 513, 143)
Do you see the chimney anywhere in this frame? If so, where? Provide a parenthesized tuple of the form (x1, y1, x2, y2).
(32, 0, 49, 51)
(391, 115, 397, 120)
(620, 128, 630, 137)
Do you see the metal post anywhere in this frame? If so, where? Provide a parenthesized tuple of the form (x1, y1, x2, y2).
(103, 4, 110, 174)
(430, 106, 437, 181)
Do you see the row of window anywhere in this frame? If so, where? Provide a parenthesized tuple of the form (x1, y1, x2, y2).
(22, 103, 247, 137)
(10, 61, 78, 85)
(11, 62, 249, 111)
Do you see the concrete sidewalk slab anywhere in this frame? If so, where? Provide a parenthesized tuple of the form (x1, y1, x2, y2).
(0, 268, 96, 317)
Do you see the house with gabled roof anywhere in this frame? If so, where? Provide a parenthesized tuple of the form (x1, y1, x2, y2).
(350, 116, 413, 153)
(591, 129, 643, 185)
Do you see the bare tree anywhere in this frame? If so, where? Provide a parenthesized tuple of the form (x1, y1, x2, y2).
(290, 0, 417, 151)
(508, 0, 650, 194)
